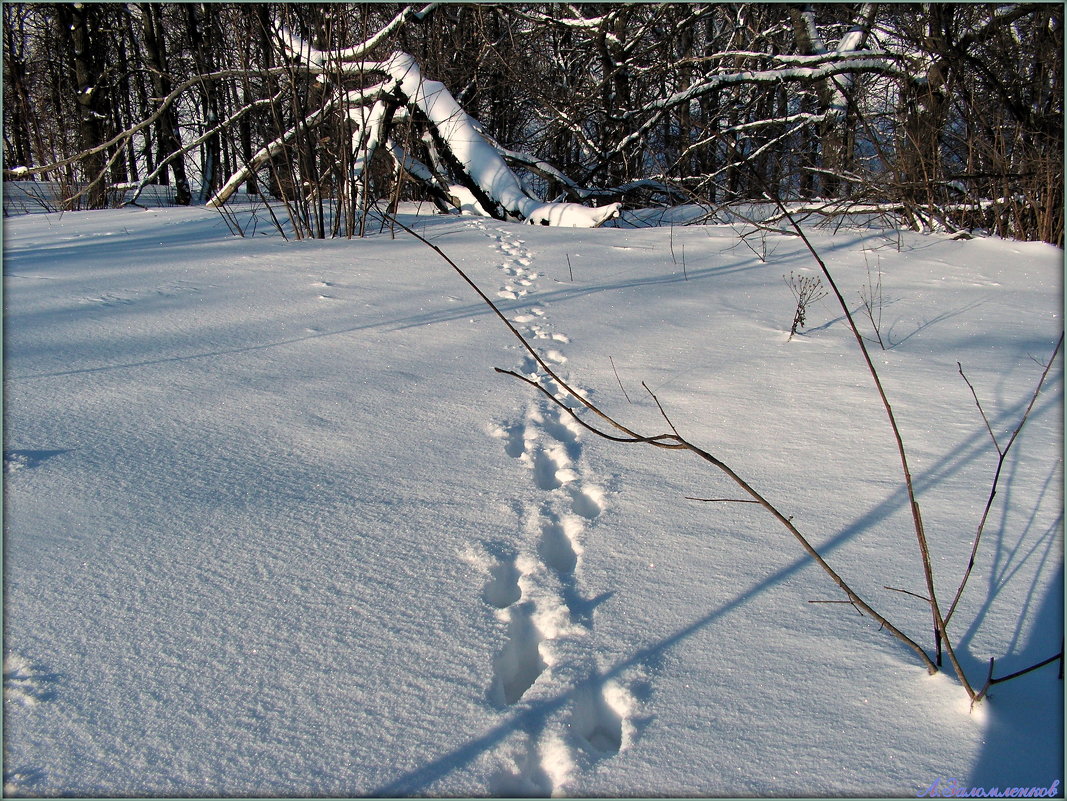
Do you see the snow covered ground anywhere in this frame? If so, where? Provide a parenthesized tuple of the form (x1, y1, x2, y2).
(3, 203, 1062, 797)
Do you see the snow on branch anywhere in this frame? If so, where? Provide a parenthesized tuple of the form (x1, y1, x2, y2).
(677, 49, 897, 68)
(206, 83, 388, 208)
(272, 4, 437, 69)
(129, 93, 283, 207)
(598, 51, 897, 168)
(631, 57, 902, 120)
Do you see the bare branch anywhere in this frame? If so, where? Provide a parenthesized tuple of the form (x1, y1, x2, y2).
(608, 357, 632, 404)
(809, 599, 863, 615)
(126, 92, 284, 207)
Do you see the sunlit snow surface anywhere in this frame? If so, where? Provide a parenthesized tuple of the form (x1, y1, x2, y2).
(3, 203, 1062, 796)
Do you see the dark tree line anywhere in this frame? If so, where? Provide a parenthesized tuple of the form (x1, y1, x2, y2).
(3, 3, 1062, 242)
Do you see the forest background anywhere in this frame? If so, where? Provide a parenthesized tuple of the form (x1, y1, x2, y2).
(3, 2, 1063, 244)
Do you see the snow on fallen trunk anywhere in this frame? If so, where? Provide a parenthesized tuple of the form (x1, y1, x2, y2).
(272, 34, 620, 228)
(379, 52, 620, 227)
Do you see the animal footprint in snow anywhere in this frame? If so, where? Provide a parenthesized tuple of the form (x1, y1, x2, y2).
(541, 407, 580, 449)
(538, 515, 582, 575)
(3, 768, 46, 797)
(572, 677, 631, 756)
(504, 423, 528, 459)
(483, 553, 523, 610)
(3, 655, 57, 706)
(569, 485, 604, 520)
(489, 730, 572, 799)
(461, 541, 525, 609)
(531, 442, 574, 490)
(490, 602, 547, 706)
(488, 740, 557, 798)
(3, 452, 30, 474)
(81, 291, 136, 306)
(488, 414, 538, 460)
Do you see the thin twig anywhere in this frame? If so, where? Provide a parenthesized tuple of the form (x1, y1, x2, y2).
(859, 253, 887, 350)
(642, 381, 682, 438)
(883, 585, 931, 603)
(609, 356, 632, 404)
(989, 650, 1064, 685)
(685, 496, 761, 503)
(809, 599, 863, 615)
(973, 646, 1065, 705)
(958, 362, 1001, 454)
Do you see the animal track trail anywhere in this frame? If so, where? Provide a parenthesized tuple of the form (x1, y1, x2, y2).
(466, 555, 542, 711)
(486, 227, 564, 344)
(474, 222, 646, 792)
(3, 654, 57, 797)
(465, 541, 550, 708)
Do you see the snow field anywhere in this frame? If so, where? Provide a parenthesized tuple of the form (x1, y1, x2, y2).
(3, 205, 1062, 796)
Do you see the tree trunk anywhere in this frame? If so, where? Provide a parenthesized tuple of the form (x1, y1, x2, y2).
(139, 3, 191, 205)
(185, 3, 221, 205)
(55, 3, 109, 208)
